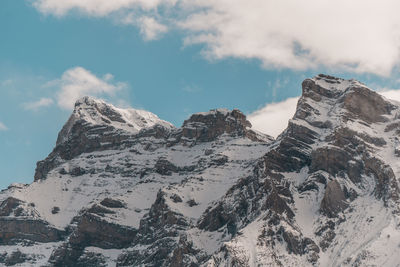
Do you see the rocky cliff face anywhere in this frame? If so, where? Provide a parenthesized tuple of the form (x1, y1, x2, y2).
(1, 74, 400, 266)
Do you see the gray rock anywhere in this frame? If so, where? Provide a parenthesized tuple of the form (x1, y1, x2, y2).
(320, 180, 348, 217)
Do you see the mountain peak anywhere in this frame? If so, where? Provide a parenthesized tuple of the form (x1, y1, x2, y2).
(57, 96, 174, 146)
(302, 74, 363, 100)
(297, 74, 395, 125)
(184, 108, 251, 127)
(180, 108, 271, 143)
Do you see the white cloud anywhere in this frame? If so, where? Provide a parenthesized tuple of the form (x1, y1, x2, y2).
(0, 122, 8, 131)
(23, 98, 54, 111)
(379, 89, 400, 103)
(55, 67, 127, 110)
(248, 97, 299, 138)
(138, 16, 168, 41)
(32, 0, 168, 17)
(32, 0, 400, 76)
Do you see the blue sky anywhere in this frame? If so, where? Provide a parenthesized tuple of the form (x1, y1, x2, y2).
(1, 0, 400, 189)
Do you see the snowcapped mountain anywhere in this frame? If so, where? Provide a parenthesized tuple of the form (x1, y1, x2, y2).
(0, 74, 400, 266)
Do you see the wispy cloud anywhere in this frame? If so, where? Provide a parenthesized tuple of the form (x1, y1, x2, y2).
(21, 67, 127, 111)
(32, 0, 168, 17)
(53, 67, 127, 110)
(23, 97, 54, 111)
(0, 122, 8, 131)
(138, 16, 168, 41)
(32, 0, 400, 76)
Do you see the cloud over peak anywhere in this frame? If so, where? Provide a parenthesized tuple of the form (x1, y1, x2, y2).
(56, 67, 127, 110)
(23, 67, 127, 112)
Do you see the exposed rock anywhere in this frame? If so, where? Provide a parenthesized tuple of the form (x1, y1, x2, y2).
(69, 213, 137, 249)
(278, 227, 320, 259)
(0, 218, 64, 244)
(70, 167, 86, 177)
(264, 122, 316, 173)
(100, 198, 126, 209)
(210, 154, 228, 166)
(154, 158, 178, 176)
(3, 250, 28, 266)
(170, 194, 183, 203)
(340, 86, 395, 123)
(310, 146, 362, 183)
(76, 251, 107, 267)
(320, 180, 348, 217)
(0, 197, 22, 216)
(87, 204, 115, 216)
(176, 109, 272, 144)
(52, 206, 60, 214)
(49, 243, 83, 267)
(263, 190, 295, 219)
(186, 199, 198, 207)
(364, 157, 399, 203)
(198, 202, 235, 233)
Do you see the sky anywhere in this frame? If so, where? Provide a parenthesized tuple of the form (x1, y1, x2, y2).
(2, 0, 400, 189)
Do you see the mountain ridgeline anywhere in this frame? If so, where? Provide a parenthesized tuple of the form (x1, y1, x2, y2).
(0, 74, 399, 266)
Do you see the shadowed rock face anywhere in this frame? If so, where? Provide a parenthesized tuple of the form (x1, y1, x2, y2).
(320, 180, 348, 217)
(174, 108, 272, 145)
(0, 197, 22, 217)
(69, 213, 137, 249)
(181, 109, 251, 141)
(341, 86, 395, 123)
(0, 219, 64, 244)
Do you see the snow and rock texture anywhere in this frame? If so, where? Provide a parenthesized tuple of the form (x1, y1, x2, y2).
(1, 74, 400, 266)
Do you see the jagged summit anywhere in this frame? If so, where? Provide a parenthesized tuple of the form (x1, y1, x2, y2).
(293, 74, 395, 129)
(311, 73, 366, 90)
(57, 96, 175, 146)
(180, 108, 271, 143)
(74, 96, 174, 131)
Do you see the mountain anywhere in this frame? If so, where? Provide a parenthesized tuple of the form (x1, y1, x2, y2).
(0, 74, 399, 266)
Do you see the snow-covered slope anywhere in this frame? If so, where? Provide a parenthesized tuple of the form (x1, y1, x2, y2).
(1, 75, 400, 266)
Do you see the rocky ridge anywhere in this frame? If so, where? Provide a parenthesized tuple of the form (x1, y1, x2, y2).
(0, 74, 399, 266)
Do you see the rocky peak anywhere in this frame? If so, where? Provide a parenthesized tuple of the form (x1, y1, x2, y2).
(35, 96, 175, 181)
(298, 74, 395, 124)
(56, 96, 174, 146)
(180, 108, 268, 143)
